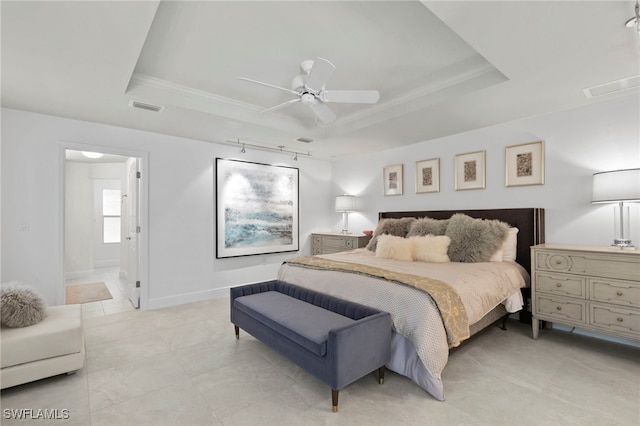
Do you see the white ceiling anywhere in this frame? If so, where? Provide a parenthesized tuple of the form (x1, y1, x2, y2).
(2, 1, 639, 159)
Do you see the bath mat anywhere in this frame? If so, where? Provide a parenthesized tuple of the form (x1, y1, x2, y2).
(65, 282, 112, 304)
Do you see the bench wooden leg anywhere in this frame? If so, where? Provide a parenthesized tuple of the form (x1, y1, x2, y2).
(331, 389, 339, 412)
(377, 366, 386, 384)
(234, 325, 239, 340)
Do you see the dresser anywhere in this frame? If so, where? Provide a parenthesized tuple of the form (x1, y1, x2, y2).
(530, 244, 640, 341)
(311, 233, 372, 255)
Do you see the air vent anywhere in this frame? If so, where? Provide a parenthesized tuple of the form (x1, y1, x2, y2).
(296, 137, 314, 143)
(583, 75, 640, 98)
(128, 100, 165, 113)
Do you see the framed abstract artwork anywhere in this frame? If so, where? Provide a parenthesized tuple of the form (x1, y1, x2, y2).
(216, 158, 299, 258)
(455, 150, 486, 190)
(505, 141, 545, 187)
(383, 164, 403, 196)
(415, 158, 440, 193)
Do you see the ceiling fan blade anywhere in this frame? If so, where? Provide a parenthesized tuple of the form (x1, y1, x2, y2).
(304, 57, 335, 93)
(321, 90, 380, 104)
(261, 98, 300, 113)
(237, 77, 299, 96)
(309, 102, 336, 124)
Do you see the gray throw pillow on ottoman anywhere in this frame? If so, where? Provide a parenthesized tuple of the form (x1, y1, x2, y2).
(1, 281, 48, 328)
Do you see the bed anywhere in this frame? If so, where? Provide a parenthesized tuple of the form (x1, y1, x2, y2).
(277, 208, 545, 401)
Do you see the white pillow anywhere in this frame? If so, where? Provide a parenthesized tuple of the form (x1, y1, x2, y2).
(502, 227, 519, 261)
(375, 235, 414, 262)
(489, 247, 504, 262)
(410, 235, 451, 263)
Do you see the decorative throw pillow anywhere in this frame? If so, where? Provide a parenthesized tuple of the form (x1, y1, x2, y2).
(366, 217, 416, 251)
(375, 235, 414, 261)
(410, 235, 451, 263)
(407, 217, 449, 237)
(445, 214, 509, 263)
(502, 227, 519, 261)
(0, 281, 48, 328)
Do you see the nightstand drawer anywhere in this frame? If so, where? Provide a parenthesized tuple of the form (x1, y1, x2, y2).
(311, 233, 372, 255)
(536, 273, 586, 298)
(315, 235, 355, 249)
(590, 279, 640, 308)
(590, 304, 640, 337)
(535, 295, 586, 323)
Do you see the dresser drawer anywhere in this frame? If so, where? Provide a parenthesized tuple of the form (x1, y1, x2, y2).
(590, 304, 640, 337)
(534, 250, 640, 281)
(536, 273, 586, 298)
(590, 279, 640, 309)
(535, 295, 586, 323)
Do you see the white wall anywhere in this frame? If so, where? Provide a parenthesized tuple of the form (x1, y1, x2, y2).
(2, 93, 638, 309)
(1, 108, 333, 308)
(332, 93, 640, 247)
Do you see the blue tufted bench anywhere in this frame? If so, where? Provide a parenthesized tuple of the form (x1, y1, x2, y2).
(230, 280, 391, 412)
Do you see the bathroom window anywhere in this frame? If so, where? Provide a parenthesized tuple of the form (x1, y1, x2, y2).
(102, 189, 121, 244)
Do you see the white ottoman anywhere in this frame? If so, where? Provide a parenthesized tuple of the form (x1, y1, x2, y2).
(1, 304, 85, 389)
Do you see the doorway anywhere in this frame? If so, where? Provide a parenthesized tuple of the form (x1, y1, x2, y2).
(63, 148, 146, 311)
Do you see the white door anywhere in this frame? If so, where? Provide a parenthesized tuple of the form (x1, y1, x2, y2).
(125, 158, 140, 308)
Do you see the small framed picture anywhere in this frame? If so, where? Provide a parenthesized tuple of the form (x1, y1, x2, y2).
(383, 164, 403, 196)
(455, 150, 486, 190)
(505, 141, 545, 187)
(415, 158, 440, 193)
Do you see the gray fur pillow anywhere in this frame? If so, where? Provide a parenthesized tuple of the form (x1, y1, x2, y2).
(1, 281, 48, 328)
(366, 217, 416, 251)
(407, 217, 449, 237)
(445, 214, 509, 262)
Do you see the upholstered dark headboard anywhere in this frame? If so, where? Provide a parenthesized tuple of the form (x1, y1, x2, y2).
(379, 208, 545, 274)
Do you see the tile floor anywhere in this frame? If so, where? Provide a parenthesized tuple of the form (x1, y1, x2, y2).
(1, 294, 639, 425)
(64, 268, 136, 318)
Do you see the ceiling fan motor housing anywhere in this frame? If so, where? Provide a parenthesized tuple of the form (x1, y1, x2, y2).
(300, 92, 317, 105)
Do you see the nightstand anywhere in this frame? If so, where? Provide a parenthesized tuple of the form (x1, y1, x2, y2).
(311, 233, 372, 255)
(530, 244, 640, 341)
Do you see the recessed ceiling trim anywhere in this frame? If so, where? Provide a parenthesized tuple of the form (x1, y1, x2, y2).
(130, 73, 263, 111)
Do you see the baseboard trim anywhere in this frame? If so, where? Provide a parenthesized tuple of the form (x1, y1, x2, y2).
(145, 287, 231, 310)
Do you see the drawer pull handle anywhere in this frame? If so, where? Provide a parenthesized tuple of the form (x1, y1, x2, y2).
(556, 306, 562, 311)
(617, 317, 624, 323)
(616, 291, 623, 296)
(556, 283, 562, 288)
(555, 260, 562, 265)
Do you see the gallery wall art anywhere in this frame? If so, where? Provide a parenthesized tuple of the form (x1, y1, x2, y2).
(216, 158, 299, 258)
(454, 150, 486, 190)
(505, 141, 545, 187)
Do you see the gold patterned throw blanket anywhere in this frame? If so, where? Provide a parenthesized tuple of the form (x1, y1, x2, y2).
(283, 256, 470, 347)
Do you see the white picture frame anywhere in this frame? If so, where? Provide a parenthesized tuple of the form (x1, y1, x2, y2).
(455, 150, 486, 190)
(415, 158, 440, 193)
(505, 141, 545, 187)
(383, 164, 403, 196)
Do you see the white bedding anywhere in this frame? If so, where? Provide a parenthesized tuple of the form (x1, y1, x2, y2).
(277, 248, 530, 400)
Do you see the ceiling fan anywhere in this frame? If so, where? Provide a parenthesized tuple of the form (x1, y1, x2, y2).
(238, 57, 380, 124)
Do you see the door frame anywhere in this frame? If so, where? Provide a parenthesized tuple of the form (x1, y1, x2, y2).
(59, 142, 150, 309)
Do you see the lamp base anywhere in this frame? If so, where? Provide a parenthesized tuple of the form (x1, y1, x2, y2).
(612, 239, 634, 248)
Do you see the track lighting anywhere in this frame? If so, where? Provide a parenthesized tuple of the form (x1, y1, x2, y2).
(224, 139, 311, 160)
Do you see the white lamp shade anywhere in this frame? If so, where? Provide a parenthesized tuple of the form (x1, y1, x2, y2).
(592, 168, 640, 203)
(335, 195, 357, 212)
